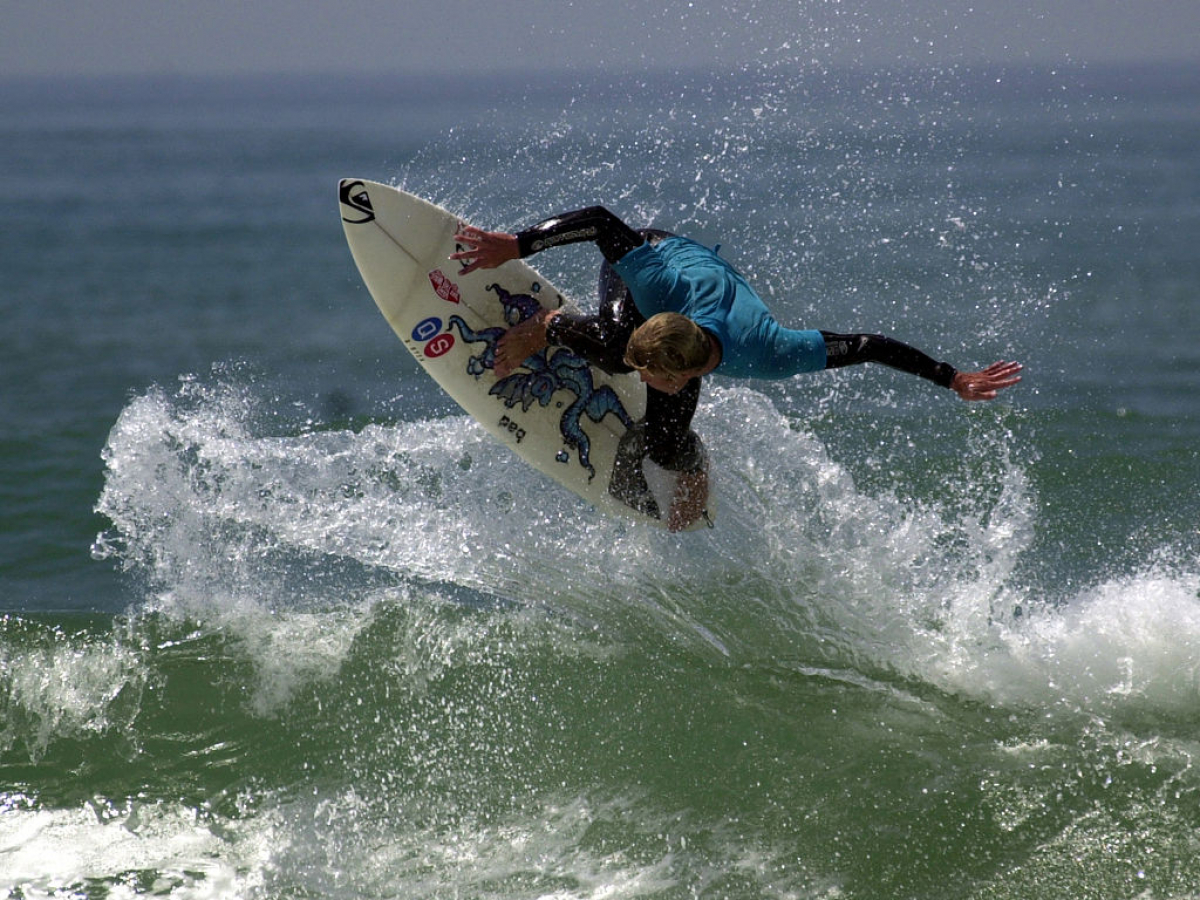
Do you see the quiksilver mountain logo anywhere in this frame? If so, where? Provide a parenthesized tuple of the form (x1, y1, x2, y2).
(339, 180, 375, 224)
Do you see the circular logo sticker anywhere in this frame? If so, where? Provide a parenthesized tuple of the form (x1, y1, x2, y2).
(411, 316, 443, 342)
(424, 333, 455, 358)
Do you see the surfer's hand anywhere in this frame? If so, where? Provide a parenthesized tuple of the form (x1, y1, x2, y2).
(494, 309, 560, 378)
(452, 225, 519, 274)
(950, 361, 1023, 401)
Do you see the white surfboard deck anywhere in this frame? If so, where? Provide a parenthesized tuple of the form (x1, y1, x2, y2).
(338, 179, 713, 530)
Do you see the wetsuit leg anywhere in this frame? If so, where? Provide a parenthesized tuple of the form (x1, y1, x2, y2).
(820, 331, 957, 388)
(644, 376, 703, 471)
(608, 374, 703, 519)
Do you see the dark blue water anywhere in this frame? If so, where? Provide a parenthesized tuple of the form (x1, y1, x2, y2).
(2, 64, 1199, 898)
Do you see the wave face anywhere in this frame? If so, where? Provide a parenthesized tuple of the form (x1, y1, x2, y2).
(2, 366, 1197, 899)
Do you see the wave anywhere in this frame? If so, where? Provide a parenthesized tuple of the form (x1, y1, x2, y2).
(83, 372, 1200, 716)
(5, 371, 1200, 898)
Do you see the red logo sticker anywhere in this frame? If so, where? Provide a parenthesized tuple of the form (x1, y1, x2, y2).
(428, 269, 461, 304)
(424, 333, 455, 358)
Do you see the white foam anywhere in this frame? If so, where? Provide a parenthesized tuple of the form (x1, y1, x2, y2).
(0, 801, 264, 899)
(942, 563, 1200, 714)
(1, 628, 146, 757)
(250, 786, 841, 900)
(689, 388, 1200, 723)
(93, 374, 1200, 724)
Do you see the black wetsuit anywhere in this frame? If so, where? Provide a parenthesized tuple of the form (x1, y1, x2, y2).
(516, 206, 958, 473)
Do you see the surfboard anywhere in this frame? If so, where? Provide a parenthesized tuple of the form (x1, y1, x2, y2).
(338, 179, 714, 530)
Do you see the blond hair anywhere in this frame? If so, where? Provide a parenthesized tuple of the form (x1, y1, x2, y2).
(623, 313, 710, 376)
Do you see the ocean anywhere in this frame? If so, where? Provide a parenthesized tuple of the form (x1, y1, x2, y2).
(2, 62, 1199, 898)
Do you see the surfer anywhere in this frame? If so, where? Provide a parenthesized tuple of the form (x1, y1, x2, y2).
(451, 206, 1021, 530)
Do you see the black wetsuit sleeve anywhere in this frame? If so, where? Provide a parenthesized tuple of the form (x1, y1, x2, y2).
(820, 331, 957, 388)
(545, 313, 633, 374)
(516, 206, 645, 265)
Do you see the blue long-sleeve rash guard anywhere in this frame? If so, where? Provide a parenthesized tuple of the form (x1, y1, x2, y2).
(611, 237, 827, 378)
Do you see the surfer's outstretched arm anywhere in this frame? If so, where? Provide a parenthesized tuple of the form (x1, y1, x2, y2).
(820, 331, 1021, 401)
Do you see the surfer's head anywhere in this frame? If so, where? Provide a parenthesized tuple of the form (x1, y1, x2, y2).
(624, 313, 712, 393)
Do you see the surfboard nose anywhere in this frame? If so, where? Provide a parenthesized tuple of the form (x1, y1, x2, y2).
(338, 178, 375, 224)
